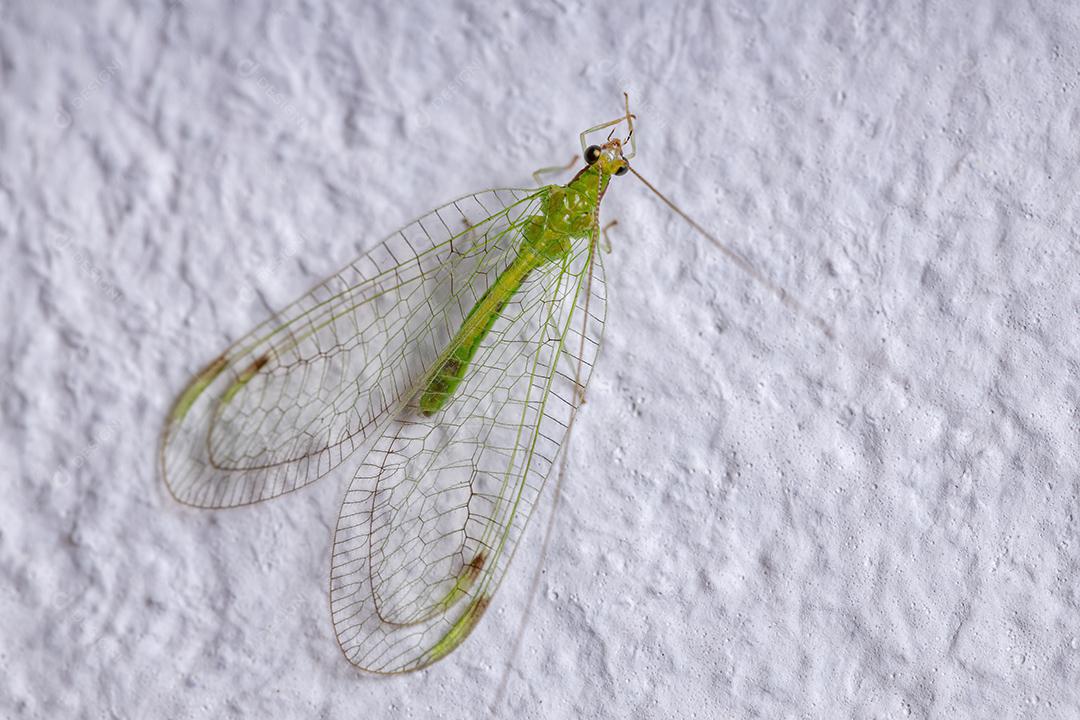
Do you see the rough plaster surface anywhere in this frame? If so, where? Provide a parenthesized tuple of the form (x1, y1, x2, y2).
(3, 1, 1080, 718)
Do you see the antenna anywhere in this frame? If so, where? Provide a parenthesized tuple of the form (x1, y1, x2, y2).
(627, 165, 834, 340)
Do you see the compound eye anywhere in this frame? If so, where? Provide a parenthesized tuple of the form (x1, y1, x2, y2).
(584, 145, 602, 164)
(614, 163, 629, 176)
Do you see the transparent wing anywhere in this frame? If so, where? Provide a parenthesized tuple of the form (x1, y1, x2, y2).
(160, 188, 547, 508)
(330, 232, 607, 673)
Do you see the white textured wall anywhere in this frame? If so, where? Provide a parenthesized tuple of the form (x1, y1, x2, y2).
(3, 1, 1079, 718)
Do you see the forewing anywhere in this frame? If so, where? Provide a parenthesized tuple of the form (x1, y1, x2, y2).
(329, 232, 607, 673)
(161, 188, 546, 508)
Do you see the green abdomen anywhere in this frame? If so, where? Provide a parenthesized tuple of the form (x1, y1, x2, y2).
(418, 210, 576, 415)
(418, 262, 527, 415)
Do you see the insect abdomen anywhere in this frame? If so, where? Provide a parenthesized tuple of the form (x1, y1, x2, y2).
(419, 211, 575, 415)
(419, 262, 527, 415)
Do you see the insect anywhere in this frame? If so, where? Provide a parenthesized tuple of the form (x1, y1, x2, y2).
(161, 94, 826, 673)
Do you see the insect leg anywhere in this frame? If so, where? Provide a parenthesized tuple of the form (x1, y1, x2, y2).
(531, 155, 579, 186)
(600, 219, 618, 254)
(578, 92, 637, 156)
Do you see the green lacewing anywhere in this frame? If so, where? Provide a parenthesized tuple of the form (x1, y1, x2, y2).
(161, 95, 828, 673)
